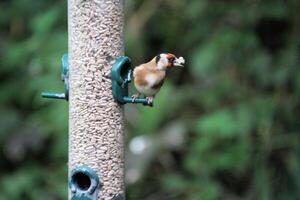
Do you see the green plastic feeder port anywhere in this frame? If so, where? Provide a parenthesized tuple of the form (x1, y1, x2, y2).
(111, 56, 152, 106)
(69, 165, 101, 200)
(41, 54, 69, 101)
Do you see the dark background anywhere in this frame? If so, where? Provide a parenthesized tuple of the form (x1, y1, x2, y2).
(0, 0, 300, 199)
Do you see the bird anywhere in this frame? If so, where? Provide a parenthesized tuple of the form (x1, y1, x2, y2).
(132, 53, 185, 105)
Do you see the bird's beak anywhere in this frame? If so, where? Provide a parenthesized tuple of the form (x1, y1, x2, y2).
(173, 57, 185, 67)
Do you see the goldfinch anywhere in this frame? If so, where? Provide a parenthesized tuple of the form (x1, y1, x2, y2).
(132, 53, 185, 104)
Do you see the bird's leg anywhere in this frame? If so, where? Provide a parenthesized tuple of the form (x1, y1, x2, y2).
(145, 96, 154, 105)
(131, 93, 140, 102)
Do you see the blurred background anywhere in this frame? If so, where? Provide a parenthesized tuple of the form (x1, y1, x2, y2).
(0, 0, 300, 199)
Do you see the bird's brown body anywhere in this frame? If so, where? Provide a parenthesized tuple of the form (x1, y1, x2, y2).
(132, 53, 185, 104)
(133, 58, 166, 97)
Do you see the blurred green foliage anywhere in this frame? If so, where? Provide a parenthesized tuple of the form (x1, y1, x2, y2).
(0, 0, 68, 199)
(0, 0, 300, 200)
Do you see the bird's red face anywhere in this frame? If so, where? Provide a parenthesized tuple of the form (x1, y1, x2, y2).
(166, 53, 176, 68)
(156, 53, 185, 69)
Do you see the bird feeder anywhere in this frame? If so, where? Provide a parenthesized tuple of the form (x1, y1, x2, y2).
(41, 54, 69, 101)
(69, 165, 101, 200)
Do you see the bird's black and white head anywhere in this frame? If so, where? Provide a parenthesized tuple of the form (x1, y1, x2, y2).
(155, 53, 185, 70)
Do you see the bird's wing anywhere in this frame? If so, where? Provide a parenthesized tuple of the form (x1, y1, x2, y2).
(133, 65, 149, 86)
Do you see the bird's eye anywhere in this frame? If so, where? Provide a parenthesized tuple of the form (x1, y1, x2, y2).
(168, 57, 175, 62)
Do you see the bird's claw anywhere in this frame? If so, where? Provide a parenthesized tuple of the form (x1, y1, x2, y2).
(145, 96, 154, 105)
(131, 94, 140, 102)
